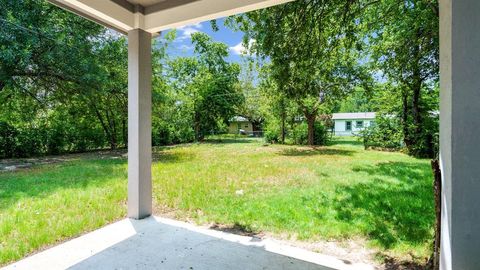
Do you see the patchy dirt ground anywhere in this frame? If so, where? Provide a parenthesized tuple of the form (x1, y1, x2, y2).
(205, 225, 429, 270)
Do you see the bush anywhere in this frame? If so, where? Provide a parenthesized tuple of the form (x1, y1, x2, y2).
(15, 127, 46, 157)
(292, 123, 308, 145)
(0, 121, 18, 158)
(408, 114, 439, 158)
(361, 116, 403, 150)
(291, 122, 328, 146)
(153, 122, 173, 146)
(313, 123, 328, 145)
(264, 121, 281, 143)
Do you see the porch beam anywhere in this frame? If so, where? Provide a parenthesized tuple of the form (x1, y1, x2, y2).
(127, 29, 152, 219)
(143, 0, 292, 33)
(439, 0, 480, 269)
(48, 0, 136, 34)
(48, 0, 293, 35)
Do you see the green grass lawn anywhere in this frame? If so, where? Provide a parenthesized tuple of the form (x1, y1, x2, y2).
(0, 137, 434, 265)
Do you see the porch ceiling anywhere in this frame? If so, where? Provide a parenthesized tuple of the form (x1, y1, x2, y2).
(47, 0, 292, 34)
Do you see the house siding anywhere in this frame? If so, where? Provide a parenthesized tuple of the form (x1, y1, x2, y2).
(333, 119, 374, 136)
(228, 121, 253, 134)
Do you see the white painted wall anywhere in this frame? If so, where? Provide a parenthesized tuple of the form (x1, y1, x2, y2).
(333, 119, 374, 136)
(440, 0, 480, 269)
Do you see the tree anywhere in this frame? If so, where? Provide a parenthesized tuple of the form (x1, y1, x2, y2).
(362, 0, 439, 157)
(0, 0, 137, 154)
(236, 60, 265, 134)
(166, 32, 241, 141)
(228, 0, 369, 145)
(336, 87, 374, 113)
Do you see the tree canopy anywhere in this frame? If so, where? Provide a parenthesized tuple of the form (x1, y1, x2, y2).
(0, 0, 439, 158)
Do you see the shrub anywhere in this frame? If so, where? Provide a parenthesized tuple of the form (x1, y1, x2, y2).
(408, 114, 439, 158)
(292, 123, 308, 145)
(264, 121, 281, 143)
(0, 121, 18, 158)
(291, 122, 329, 146)
(153, 122, 173, 146)
(361, 115, 403, 150)
(15, 127, 46, 157)
(313, 123, 328, 145)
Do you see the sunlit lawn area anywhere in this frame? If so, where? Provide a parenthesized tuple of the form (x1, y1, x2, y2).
(0, 137, 434, 265)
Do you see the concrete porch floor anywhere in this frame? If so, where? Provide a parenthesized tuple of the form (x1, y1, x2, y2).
(4, 216, 374, 270)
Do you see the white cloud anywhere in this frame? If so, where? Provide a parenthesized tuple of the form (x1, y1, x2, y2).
(179, 44, 194, 51)
(177, 22, 202, 30)
(176, 22, 203, 40)
(229, 39, 256, 55)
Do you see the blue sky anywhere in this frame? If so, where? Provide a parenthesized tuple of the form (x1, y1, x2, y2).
(159, 18, 250, 63)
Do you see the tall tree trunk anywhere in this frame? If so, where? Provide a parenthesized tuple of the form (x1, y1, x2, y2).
(280, 101, 286, 144)
(105, 108, 117, 150)
(194, 112, 201, 142)
(411, 36, 424, 156)
(122, 117, 127, 147)
(401, 87, 412, 149)
(306, 114, 316, 146)
(251, 120, 263, 137)
(92, 103, 115, 149)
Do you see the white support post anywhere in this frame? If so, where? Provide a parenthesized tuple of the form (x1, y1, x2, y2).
(128, 29, 152, 219)
(440, 0, 480, 269)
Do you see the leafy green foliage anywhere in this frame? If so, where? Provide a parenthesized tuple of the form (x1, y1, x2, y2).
(165, 32, 241, 141)
(361, 0, 439, 157)
(0, 0, 129, 156)
(361, 116, 403, 150)
(0, 122, 18, 158)
(263, 120, 282, 144)
(0, 1, 241, 155)
(228, 1, 371, 145)
(235, 61, 265, 132)
(336, 87, 374, 113)
(291, 122, 328, 146)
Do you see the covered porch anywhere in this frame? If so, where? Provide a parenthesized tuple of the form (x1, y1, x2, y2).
(6, 0, 480, 269)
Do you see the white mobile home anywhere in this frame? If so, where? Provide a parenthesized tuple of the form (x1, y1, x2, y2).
(332, 112, 376, 136)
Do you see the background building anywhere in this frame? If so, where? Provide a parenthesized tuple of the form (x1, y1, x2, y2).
(332, 112, 376, 136)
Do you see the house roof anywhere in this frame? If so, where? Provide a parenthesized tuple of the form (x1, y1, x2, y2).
(332, 112, 376, 120)
(230, 116, 249, 122)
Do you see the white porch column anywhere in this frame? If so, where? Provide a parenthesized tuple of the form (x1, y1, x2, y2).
(128, 29, 152, 219)
(440, 0, 480, 269)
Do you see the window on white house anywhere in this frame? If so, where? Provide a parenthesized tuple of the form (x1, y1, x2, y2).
(356, 121, 364, 128)
(245, 125, 249, 128)
(346, 121, 352, 131)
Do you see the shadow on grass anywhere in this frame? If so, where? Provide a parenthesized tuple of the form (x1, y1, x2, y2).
(279, 147, 354, 157)
(382, 255, 429, 270)
(0, 159, 126, 210)
(331, 162, 434, 250)
(152, 150, 195, 163)
(202, 138, 257, 144)
(209, 222, 260, 238)
(327, 137, 363, 147)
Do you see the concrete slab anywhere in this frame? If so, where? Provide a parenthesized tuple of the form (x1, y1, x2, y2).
(4, 216, 374, 270)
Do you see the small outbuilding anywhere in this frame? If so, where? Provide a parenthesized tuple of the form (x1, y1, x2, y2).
(332, 112, 376, 136)
(228, 116, 253, 134)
